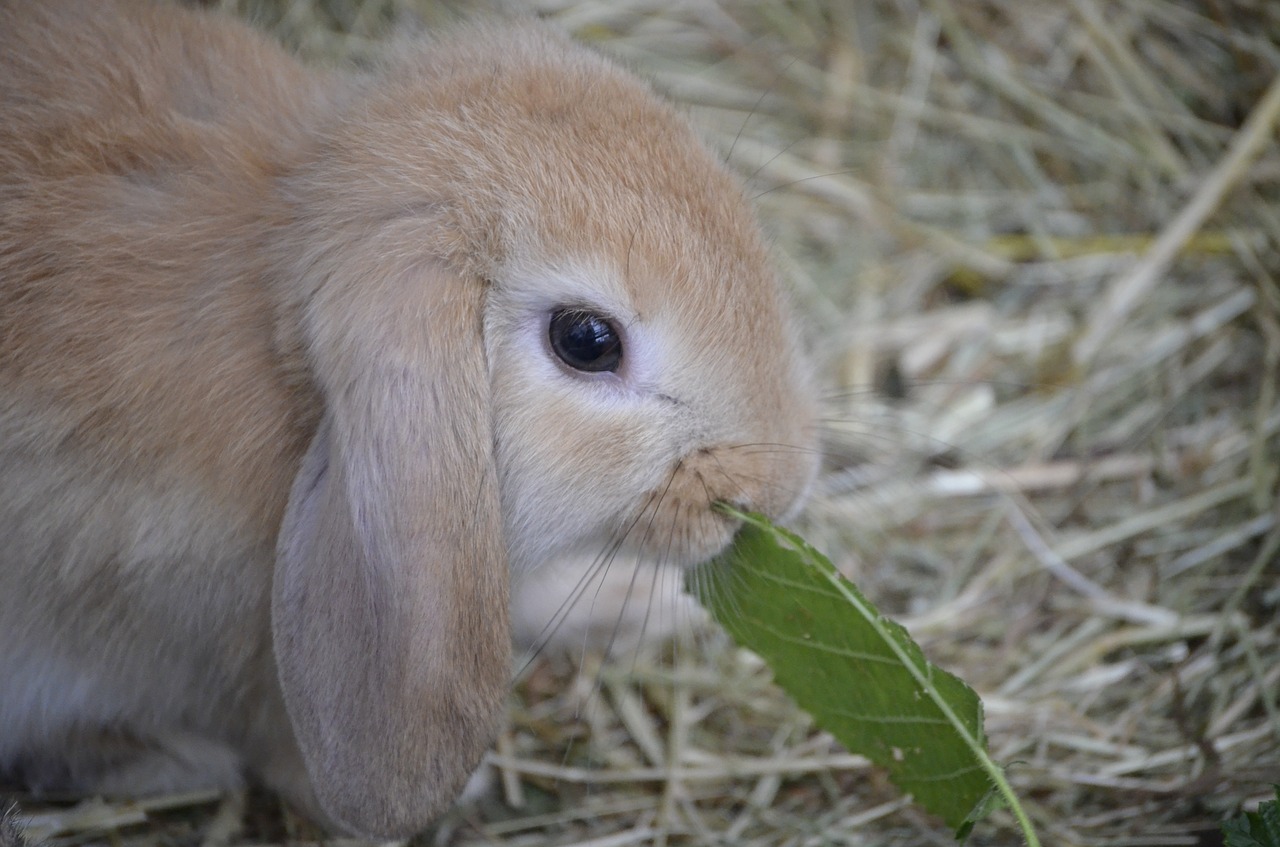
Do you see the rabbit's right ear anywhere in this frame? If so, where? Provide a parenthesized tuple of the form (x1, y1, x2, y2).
(272, 260, 509, 837)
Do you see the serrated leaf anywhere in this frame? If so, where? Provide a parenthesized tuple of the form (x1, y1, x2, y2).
(687, 511, 995, 832)
(1223, 787, 1280, 847)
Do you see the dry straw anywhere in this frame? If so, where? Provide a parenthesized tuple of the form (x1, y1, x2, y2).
(9, 1, 1278, 846)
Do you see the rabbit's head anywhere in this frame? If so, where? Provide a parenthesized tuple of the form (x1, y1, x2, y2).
(266, 23, 817, 835)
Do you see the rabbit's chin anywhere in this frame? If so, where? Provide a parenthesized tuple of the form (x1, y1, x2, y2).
(508, 536, 716, 578)
(499, 492, 725, 576)
(624, 530, 738, 572)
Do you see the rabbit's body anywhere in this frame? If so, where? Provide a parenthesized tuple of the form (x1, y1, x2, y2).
(0, 0, 328, 809)
(0, 0, 817, 837)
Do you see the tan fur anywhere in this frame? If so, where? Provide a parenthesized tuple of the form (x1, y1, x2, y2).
(0, 0, 818, 837)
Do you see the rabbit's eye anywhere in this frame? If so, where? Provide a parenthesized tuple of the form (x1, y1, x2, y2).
(549, 309, 622, 373)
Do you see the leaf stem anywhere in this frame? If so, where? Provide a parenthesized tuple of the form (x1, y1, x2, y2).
(987, 767, 1041, 847)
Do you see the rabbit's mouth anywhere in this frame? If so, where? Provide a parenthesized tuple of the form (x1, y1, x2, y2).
(621, 442, 818, 568)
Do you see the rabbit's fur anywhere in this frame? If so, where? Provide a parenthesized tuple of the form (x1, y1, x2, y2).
(0, 805, 31, 847)
(0, 0, 818, 837)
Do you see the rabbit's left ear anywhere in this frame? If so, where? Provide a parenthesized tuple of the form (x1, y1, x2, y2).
(271, 260, 510, 837)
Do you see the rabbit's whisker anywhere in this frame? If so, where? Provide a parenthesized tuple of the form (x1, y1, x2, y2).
(512, 489, 662, 676)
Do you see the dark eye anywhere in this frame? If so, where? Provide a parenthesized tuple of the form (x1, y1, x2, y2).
(548, 309, 623, 374)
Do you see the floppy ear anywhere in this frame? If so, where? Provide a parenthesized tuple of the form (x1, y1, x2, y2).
(272, 262, 509, 838)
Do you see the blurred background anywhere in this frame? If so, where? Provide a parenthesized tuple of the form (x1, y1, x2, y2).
(25, 1, 1280, 845)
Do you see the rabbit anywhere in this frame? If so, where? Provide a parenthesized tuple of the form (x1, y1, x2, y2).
(0, 0, 819, 838)
(0, 805, 30, 847)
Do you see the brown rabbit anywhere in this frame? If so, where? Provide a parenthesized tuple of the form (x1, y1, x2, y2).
(0, 0, 818, 837)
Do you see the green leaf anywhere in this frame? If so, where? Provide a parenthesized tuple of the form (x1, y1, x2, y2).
(687, 511, 1017, 838)
(1222, 787, 1280, 847)
(956, 784, 1008, 841)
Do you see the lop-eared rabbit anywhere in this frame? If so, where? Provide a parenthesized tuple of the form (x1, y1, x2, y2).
(0, 0, 818, 836)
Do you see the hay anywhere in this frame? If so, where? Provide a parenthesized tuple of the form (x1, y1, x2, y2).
(7, 1, 1277, 845)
